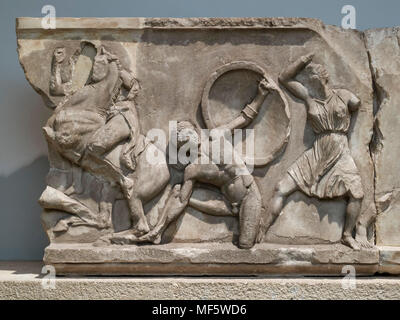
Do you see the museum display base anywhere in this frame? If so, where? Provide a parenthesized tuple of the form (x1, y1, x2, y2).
(1, 261, 400, 300)
(41, 243, 397, 276)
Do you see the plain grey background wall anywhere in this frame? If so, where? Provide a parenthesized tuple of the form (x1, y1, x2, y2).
(0, 0, 399, 260)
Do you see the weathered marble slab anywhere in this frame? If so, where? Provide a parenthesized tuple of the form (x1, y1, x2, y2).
(15, 17, 400, 275)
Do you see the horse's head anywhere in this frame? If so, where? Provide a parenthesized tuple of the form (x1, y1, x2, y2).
(91, 46, 119, 84)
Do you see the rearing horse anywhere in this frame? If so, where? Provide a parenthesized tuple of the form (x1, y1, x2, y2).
(43, 45, 170, 236)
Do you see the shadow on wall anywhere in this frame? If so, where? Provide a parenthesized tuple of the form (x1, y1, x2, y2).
(0, 156, 49, 260)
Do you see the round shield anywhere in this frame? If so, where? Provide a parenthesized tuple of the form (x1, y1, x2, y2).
(201, 61, 291, 167)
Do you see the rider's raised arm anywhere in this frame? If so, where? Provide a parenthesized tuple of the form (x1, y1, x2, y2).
(49, 48, 79, 97)
(49, 49, 67, 96)
(279, 53, 313, 105)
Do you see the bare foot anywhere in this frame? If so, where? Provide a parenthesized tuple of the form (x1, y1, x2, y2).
(358, 238, 374, 249)
(355, 232, 374, 249)
(342, 235, 361, 251)
(131, 218, 150, 237)
(355, 223, 375, 249)
(153, 234, 162, 244)
(137, 230, 160, 244)
(110, 229, 139, 245)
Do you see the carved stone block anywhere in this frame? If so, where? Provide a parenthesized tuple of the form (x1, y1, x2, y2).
(15, 17, 400, 275)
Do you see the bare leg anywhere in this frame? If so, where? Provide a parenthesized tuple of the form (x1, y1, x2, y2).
(342, 195, 362, 250)
(180, 180, 195, 203)
(238, 182, 263, 249)
(142, 163, 223, 242)
(139, 185, 188, 243)
(189, 198, 234, 216)
(267, 173, 298, 231)
(180, 163, 223, 202)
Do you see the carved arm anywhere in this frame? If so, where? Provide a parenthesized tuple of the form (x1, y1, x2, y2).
(49, 48, 79, 96)
(219, 78, 276, 132)
(278, 53, 314, 103)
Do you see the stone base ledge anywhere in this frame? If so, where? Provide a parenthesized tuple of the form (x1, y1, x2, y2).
(1, 261, 400, 300)
(42, 242, 385, 276)
(41, 243, 400, 276)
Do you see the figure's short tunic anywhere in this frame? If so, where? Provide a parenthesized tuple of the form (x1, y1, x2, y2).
(287, 89, 363, 199)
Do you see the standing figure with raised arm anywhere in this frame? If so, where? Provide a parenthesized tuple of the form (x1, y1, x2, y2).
(268, 52, 370, 250)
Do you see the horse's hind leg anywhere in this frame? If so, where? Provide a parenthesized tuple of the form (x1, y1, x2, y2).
(82, 160, 150, 238)
(126, 194, 150, 236)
